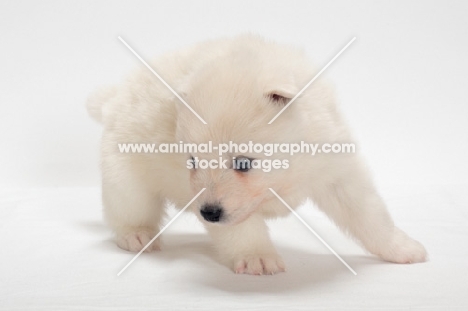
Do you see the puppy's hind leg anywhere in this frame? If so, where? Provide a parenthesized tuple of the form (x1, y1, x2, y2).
(309, 157, 427, 264)
(102, 174, 166, 253)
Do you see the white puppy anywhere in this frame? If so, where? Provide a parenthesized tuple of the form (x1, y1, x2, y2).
(87, 35, 427, 275)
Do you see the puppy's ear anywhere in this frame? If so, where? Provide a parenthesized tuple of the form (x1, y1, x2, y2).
(266, 85, 298, 105)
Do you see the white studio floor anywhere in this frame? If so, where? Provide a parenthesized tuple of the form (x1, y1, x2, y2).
(1, 185, 467, 310)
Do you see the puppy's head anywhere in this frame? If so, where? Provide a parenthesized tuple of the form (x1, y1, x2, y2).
(175, 37, 318, 225)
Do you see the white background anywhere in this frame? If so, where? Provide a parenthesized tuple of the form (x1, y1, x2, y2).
(1, 1, 468, 310)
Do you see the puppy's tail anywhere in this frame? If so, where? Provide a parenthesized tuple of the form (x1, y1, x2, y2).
(86, 85, 118, 123)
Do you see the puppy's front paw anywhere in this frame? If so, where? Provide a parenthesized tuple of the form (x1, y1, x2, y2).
(116, 231, 161, 253)
(378, 228, 427, 264)
(234, 254, 286, 275)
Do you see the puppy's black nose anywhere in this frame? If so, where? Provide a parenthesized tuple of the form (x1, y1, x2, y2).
(200, 204, 223, 222)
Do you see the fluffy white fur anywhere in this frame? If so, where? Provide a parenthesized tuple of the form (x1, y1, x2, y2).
(87, 35, 427, 275)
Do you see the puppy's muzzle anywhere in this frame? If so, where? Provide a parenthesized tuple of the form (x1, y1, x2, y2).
(200, 204, 223, 222)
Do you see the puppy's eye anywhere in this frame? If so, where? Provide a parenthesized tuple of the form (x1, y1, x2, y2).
(234, 156, 252, 172)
